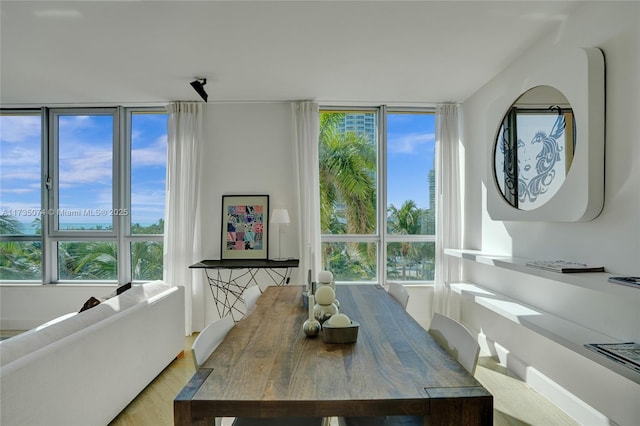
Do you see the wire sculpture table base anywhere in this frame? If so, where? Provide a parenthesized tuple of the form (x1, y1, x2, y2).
(190, 259, 299, 322)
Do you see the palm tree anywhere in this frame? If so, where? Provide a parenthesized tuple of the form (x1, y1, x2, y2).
(59, 241, 117, 280)
(319, 114, 376, 234)
(131, 240, 163, 280)
(0, 215, 41, 279)
(387, 200, 421, 280)
(319, 113, 377, 276)
(0, 215, 22, 235)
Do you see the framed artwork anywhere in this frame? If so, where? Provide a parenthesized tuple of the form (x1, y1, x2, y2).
(221, 194, 269, 260)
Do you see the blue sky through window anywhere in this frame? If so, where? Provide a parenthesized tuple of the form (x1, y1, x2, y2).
(386, 113, 436, 210)
(0, 112, 168, 232)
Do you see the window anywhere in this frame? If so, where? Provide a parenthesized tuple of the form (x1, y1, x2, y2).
(319, 107, 436, 284)
(0, 111, 43, 280)
(0, 107, 167, 283)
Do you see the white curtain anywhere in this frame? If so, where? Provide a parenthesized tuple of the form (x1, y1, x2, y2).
(164, 101, 205, 335)
(433, 103, 462, 317)
(292, 101, 321, 289)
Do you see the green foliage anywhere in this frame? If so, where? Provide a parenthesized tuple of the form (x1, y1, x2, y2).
(0, 216, 164, 282)
(131, 241, 163, 281)
(0, 240, 42, 280)
(0, 215, 23, 235)
(319, 113, 376, 235)
(131, 218, 164, 235)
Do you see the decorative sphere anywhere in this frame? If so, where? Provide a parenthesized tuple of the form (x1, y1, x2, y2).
(315, 286, 335, 305)
(327, 313, 351, 327)
(313, 302, 339, 323)
(302, 319, 321, 337)
(317, 270, 334, 284)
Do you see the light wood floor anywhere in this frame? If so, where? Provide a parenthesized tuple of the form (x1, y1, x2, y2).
(108, 335, 578, 426)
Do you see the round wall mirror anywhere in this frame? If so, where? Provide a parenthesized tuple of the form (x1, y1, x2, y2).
(493, 85, 576, 210)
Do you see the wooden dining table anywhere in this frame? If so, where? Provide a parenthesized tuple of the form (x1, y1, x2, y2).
(174, 285, 492, 425)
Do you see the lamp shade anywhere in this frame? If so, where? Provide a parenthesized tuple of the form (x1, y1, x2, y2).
(271, 208, 290, 224)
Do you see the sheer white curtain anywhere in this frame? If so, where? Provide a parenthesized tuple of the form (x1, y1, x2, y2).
(433, 103, 462, 318)
(292, 101, 321, 289)
(164, 102, 205, 335)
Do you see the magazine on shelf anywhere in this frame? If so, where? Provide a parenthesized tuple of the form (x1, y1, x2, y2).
(584, 342, 640, 373)
(608, 276, 640, 288)
(526, 260, 605, 273)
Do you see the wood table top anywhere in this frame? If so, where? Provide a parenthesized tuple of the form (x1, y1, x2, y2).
(175, 285, 492, 424)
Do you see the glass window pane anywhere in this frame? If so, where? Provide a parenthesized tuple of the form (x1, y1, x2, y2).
(131, 241, 163, 281)
(57, 114, 113, 231)
(321, 241, 376, 282)
(58, 241, 117, 280)
(0, 113, 42, 235)
(0, 241, 42, 280)
(386, 113, 436, 236)
(131, 112, 167, 235)
(319, 111, 377, 235)
(386, 241, 435, 281)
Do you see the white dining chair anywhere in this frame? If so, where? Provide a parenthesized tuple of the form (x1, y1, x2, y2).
(192, 315, 235, 369)
(428, 313, 480, 375)
(338, 313, 480, 426)
(243, 285, 262, 316)
(387, 283, 409, 310)
(191, 315, 236, 426)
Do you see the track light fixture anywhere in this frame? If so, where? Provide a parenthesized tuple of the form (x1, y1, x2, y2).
(190, 78, 208, 102)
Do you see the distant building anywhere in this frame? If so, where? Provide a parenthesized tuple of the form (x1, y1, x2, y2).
(428, 167, 435, 210)
(336, 113, 376, 143)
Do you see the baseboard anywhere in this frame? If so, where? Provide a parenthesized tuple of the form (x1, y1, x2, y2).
(478, 333, 615, 426)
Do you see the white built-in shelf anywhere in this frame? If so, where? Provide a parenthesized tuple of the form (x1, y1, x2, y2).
(444, 249, 640, 301)
(448, 282, 640, 385)
(445, 248, 640, 384)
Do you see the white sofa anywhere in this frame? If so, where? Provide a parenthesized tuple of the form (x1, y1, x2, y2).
(0, 280, 185, 426)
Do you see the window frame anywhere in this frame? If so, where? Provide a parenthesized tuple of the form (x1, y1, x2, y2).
(0, 106, 166, 284)
(319, 105, 436, 285)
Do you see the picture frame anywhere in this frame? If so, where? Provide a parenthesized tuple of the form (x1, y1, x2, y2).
(221, 194, 269, 260)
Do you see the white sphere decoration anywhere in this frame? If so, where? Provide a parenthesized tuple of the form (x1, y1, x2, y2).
(313, 302, 338, 324)
(327, 313, 351, 327)
(317, 270, 334, 284)
(315, 285, 335, 305)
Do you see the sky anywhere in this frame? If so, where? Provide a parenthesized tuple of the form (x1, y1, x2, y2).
(0, 112, 167, 231)
(386, 112, 436, 210)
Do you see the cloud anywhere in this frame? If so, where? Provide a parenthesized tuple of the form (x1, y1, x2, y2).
(59, 150, 112, 185)
(1, 144, 40, 168)
(0, 115, 41, 143)
(131, 134, 167, 166)
(388, 132, 435, 155)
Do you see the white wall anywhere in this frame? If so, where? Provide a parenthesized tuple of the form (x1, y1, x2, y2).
(197, 102, 301, 323)
(460, 2, 639, 424)
(199, 102, 298, 261)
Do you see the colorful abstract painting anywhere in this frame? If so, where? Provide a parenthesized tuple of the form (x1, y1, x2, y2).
(221, 195, 269, 259)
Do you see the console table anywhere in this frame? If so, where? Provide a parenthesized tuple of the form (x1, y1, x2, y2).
(189, 259, 299, 321)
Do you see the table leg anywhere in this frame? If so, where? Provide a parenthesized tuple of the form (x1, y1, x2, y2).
(424, 387, 493, 425)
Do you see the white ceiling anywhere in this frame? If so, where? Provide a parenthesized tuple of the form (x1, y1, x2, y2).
(0, 1, 583, 106)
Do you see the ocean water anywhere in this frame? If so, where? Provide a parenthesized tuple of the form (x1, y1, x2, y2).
(14, 222, 157, 234)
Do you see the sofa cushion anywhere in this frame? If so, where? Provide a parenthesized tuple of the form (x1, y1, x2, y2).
(0, 280, 172, 367)
(79, 296, 101, 312)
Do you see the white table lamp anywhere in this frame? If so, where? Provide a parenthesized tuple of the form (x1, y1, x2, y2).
(270, 208, 290, 259)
